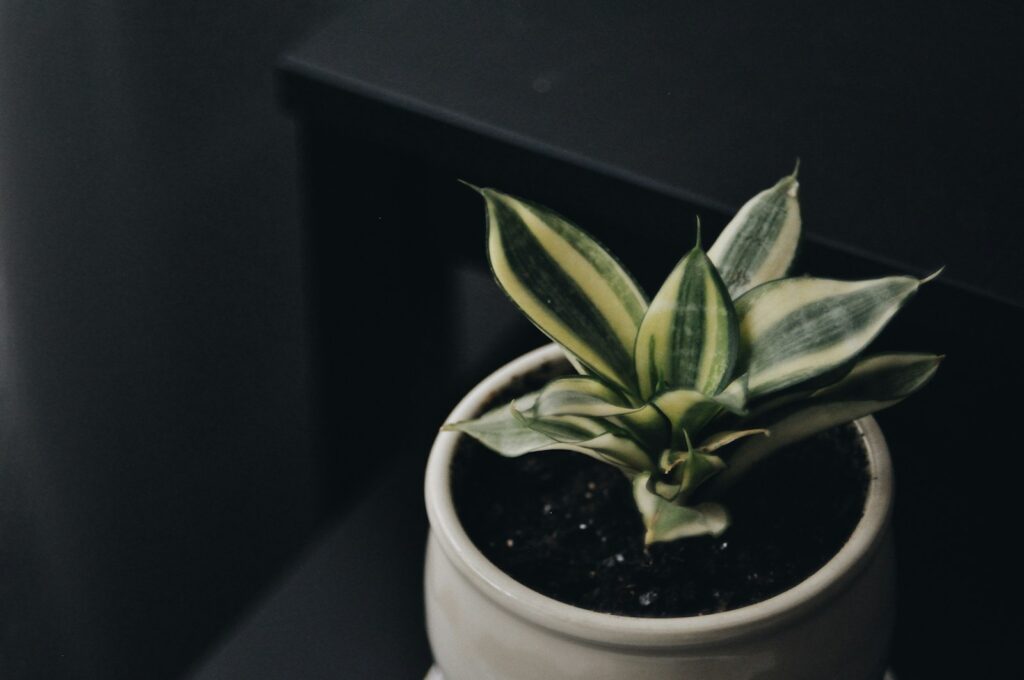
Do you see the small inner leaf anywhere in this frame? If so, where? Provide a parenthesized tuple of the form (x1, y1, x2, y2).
(633, 473, 730, 545)
(656, 450, 727, 501)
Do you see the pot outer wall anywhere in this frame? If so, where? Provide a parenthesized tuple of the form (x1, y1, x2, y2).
(424, 344, 896, 680)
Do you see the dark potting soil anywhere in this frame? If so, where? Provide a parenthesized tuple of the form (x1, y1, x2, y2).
(451, 402, 869, 617)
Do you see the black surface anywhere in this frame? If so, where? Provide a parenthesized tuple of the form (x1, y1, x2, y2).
(187, 454, 431, 680)
(281, 0, 1024, 307)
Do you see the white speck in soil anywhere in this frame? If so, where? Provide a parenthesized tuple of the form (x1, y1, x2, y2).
(505, 538, 514, 548)
(615, 553, 624, 563)
(638, 591, 658, 607)
(542, 503, 553, 514)
(578, 523, 588, 531)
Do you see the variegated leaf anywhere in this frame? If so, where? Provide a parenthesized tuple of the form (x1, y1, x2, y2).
(553, 432, 654, 472)
(736, 275, 922, 397)
(651, 388, 744, 449)
(512, 409, 612, 443)
(812, 352, 943, 403)
(480, 188, 648, 393)
(651, 450, 726, 501)
(513, 399, 656, 471)
(633, 473, 730, 545)
(442, 392, 551, 456)
(445, 397, 652, 471)
(716, 374, 750, 413)
(523, 377, 667, 448)
(562, 349, 593, 377)
(635, 245, 738, 399)
(697, 429, 770, 453)
(709, 173, 801, 298)
(609, 403, 671, 451)
(530, 377, 633, 417)
(710, 352, 942, 490)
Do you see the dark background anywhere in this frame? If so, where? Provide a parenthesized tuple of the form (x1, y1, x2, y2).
(2, 1, 1021, 678)
(0, 2, 344, 677)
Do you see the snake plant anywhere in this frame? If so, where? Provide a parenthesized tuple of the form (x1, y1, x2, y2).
(446, 173, 940, 544)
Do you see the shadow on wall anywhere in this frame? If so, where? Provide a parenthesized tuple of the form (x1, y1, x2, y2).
(0, 2, 342, 678)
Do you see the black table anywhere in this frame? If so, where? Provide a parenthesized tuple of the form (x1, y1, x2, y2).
(192, 2, 1022, 677)
(188, 459, 431, 679)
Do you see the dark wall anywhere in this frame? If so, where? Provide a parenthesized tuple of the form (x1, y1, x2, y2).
(0, 2, 341, 677)
(285, 0, 1024, 306)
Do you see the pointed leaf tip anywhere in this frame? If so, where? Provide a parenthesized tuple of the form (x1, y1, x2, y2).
(921, 266, 945, 284)
(708, 175, 802, 297)
(457, 179, 484, 193)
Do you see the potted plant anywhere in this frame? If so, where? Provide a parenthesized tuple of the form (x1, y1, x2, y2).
(424, 172, 940, 679)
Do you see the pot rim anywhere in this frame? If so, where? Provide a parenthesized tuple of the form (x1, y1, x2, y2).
(425, 344, 894, 649)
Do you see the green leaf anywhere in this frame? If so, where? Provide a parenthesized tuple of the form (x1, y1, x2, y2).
(708, 173, 802, 298)
(813, 352, 943, 402)
(512, 408, 611, 443)
(653, 431, 766, 501)
(552, 432, 654, 472)
(735, 275, 922, 397)
(442, 392, 552, 456)
(709, 352, 942, 491)
(715, 374, 750, 413)
(697, 428, 770, 453)
(522, 377, 668, 450)
(652, 449, 727, 501)
(530, 377, 633, 417)
(650, 388, 745, 449)
(634, 245, 739, 399)
(512, 399, 656, 471)
(445, 396, 653, 471)
(480, 188, 648, 393)
(633, 473, 730, 545)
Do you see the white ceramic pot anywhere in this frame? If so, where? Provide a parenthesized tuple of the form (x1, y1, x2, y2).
(425, 344, 895, 680)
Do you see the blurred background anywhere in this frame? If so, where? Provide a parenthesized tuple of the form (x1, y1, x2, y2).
(1, 1, 1021, 678)
(0, 2, 344, 677)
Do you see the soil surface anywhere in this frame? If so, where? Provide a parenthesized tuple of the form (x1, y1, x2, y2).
(451, 414, 869, 617)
